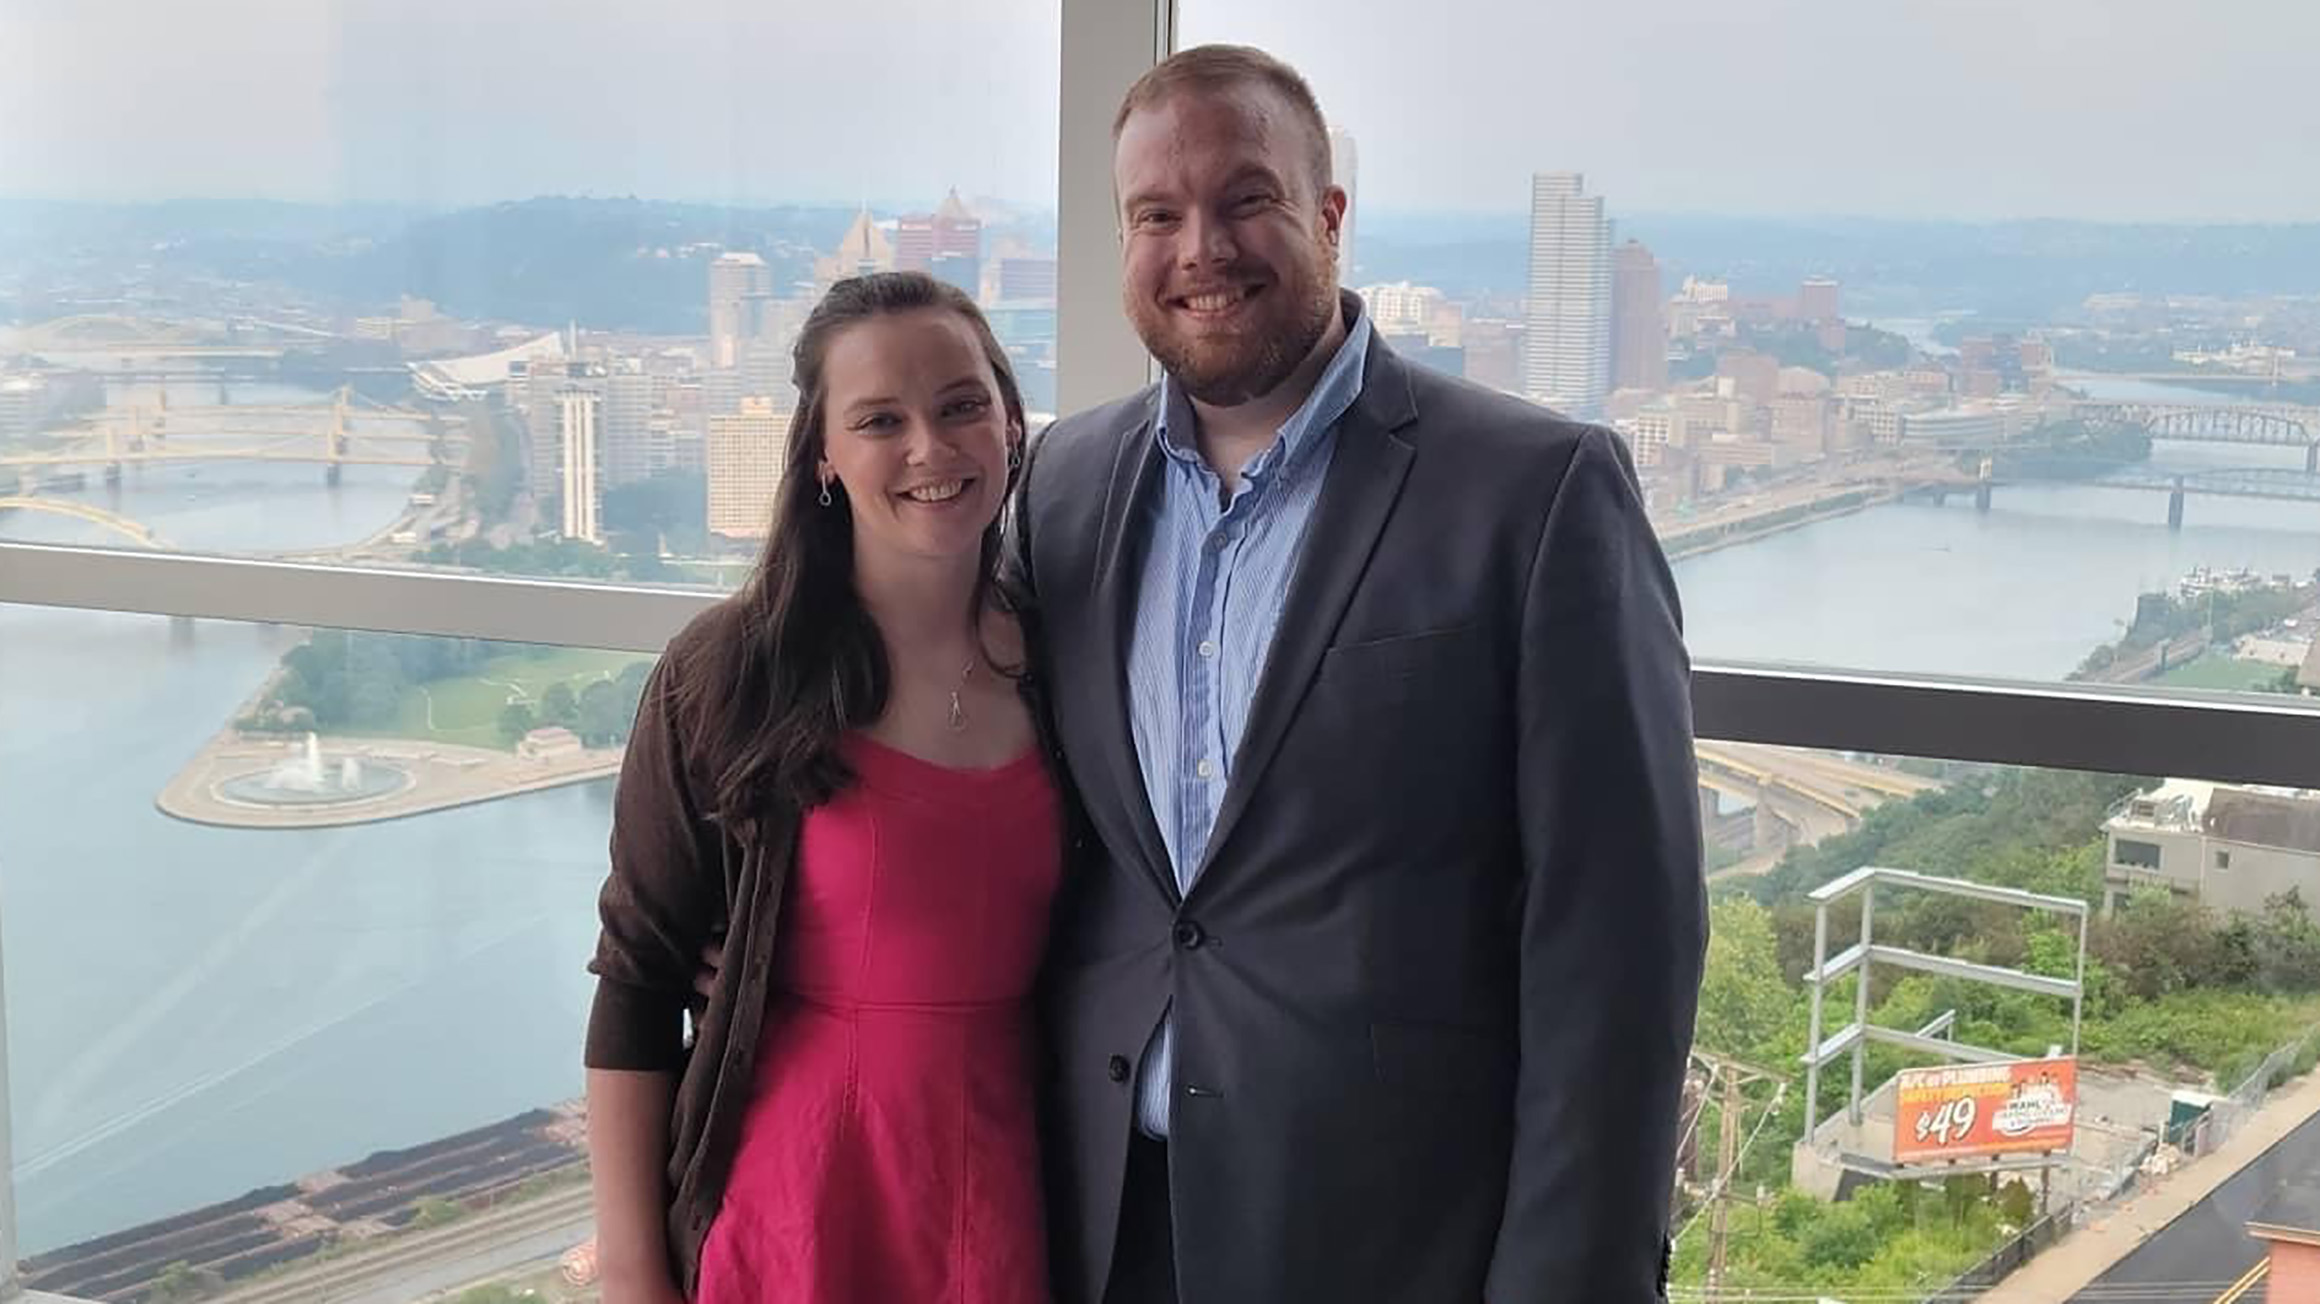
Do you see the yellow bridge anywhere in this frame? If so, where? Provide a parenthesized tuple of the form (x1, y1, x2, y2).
(0, 388, 464, 478)
(1694, 742, 1943, 880)
(0, 497, 162, 547)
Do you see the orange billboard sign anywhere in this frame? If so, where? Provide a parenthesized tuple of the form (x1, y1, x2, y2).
(1892, 1058, 2077, 1165)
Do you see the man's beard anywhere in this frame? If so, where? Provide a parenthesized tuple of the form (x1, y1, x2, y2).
(1133, 255, 1338, 408)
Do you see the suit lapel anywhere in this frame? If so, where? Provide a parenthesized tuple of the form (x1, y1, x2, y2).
(1192, 344, 1420, 887)
(1089, 392, 1180, 904)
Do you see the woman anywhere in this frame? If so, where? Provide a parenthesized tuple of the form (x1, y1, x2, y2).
(584, 272, 1060, 1304)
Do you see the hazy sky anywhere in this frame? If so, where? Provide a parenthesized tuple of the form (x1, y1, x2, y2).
(3, 0, 2314, 222)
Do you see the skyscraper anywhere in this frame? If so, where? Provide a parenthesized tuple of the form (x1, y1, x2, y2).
(1362, 282, 1446, 336)
(708, 253, 771, 369)
(1523, 172, 1612, 416)
(996, 253, 1058, 303)
(1329, 128, 1359, 281)
(895, 213, 938, 273)
(708, 397, 793, 541)
(559, 388, 602, 544)
(1799, 277, 1842, 323)
(1611, 240, 1668, 393)
(525, 360, 605, 507)
(932, 191, 982, 298)
(896, 190, 982, 276)
(602, 363, 655, 488)
(817, 208, 897, 287)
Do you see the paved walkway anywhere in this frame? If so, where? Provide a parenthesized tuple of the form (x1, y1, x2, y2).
(157, 730, 621, 829)
(1982, 1069, 2320, 1302)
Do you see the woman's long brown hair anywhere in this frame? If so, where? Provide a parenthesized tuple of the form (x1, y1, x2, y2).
(681, 271, 1029, 826)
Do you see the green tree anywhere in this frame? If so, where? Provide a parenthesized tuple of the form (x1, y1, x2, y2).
(1697, 898, 1797, 1063)
(2250, 891, 2320, 993)
(411, 1195, 465, 1228)
(578, 678, 628, 747)
(2093, 891, 2223, 1000)
(498, 701, 537, 744)
(1795, 1198, 1880, 1271)
(603, 468, 709, 555)
(2024, 928, 2077, 979)
(617, 658, 653, 702)
(348, 679, 403, 729)
(148, 1261, 223, 1303)
(541, 681, 580, 728)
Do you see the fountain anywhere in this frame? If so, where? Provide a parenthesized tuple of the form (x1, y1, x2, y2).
(215, 732, 412, 808)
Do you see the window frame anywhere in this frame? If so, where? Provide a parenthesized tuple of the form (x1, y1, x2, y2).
(4, 0, 2319, 1274)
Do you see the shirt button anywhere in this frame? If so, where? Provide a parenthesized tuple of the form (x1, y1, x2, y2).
(1195, 758, 1215, 780)
(1107, 1055, 1132, 1083)
(1207, 533, 1228, 553)
(1198, 640, 1217, 659)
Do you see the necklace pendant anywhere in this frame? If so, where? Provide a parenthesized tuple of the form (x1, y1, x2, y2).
(947, 691, 968, 733)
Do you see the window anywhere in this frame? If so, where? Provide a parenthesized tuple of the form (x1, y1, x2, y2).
(2, 603, 636, 1290)
(0, 0, 1063, 590)
(1176, 0, 2320, 697)
(8, 6, 2319, 1303)
(1683, 741, 2320, 1297)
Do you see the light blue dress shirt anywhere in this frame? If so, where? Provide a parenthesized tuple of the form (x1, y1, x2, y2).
(1123, 306, 1375, 1137)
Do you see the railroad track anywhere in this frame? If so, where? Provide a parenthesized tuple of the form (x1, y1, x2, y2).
(213, 1184, 594, 1304)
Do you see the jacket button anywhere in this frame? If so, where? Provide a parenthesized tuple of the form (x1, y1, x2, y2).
(1107, 1055, 1131, 1083)
(1173, 920, 1206, 951)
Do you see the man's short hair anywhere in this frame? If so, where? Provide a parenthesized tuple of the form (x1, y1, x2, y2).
(1112, 44, 1333, 195)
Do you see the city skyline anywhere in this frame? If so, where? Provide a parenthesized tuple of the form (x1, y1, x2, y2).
(6, 0, 2319, 220)
(1524, 171, 1612, 416)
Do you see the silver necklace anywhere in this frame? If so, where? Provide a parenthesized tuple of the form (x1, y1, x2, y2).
(947, 658, 977, 733)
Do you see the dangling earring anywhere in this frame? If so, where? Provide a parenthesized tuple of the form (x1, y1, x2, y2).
(1007, 440, 1022, 473)
(818, 479, 833, 508)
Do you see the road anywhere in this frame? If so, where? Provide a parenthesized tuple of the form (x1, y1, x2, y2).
(2068, 1107, 2320, 1303)
(1696, 742, 1942, 880)
(210, 1185, 592, 1304)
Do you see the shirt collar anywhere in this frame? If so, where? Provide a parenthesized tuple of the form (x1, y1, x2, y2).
(1154, 296, 1375, 479)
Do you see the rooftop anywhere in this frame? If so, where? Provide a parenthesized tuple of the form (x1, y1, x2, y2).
(2106, 779, 2320, 853)
(2251, 1166, 2320, 1238)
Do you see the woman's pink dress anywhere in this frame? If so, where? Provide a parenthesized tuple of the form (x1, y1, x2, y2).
(695, 734, 1062, 1304)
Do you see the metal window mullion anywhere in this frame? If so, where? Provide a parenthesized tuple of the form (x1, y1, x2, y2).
(9, 541, 2320, 787)
(1054, 0, 1169, 417)
(0, 542, 707, 654)
(1694, 661, 2320, 790)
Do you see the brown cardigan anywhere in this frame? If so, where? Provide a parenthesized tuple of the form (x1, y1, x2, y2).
(584, 596, 1073, 1293)
(585, 599, 796, 1292)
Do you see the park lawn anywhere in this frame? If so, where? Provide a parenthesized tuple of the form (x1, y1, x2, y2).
(2153, 655, 2290, 694)
(345, 648, 654, 750)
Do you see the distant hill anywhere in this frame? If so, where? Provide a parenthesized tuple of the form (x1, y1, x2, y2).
(7, 197, 2315, 333)
(1356, 210, 2320, 316)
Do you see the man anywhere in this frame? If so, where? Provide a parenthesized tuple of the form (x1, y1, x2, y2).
(1015, 43, 1707, 1304)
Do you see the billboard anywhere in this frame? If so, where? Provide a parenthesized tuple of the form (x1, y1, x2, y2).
(1892, 1058, 2077, 1165)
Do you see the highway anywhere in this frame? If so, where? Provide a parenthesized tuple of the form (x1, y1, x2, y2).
(2069, 1108, 2320, 1303)
(1696, 742, 1942, 880)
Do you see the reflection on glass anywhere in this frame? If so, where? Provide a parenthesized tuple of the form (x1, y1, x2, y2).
(1682, 742, 2319, 1299)
(0, 0, 1062, 598)
(1179, 0, 2320, 692)
(14, 611, 2317, 1304)
(2, 605, 632, 1296)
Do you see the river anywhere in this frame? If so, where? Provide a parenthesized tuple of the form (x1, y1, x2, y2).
(2, 377, 2316, 1252)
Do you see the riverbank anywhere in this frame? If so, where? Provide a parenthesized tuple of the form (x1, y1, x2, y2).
(156, 727, 621, 830)
(1661, 482, 1897, 561)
